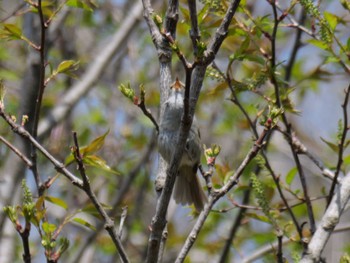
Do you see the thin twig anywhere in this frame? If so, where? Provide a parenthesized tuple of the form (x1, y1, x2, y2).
(38, 1, 144, 136)
(0, 135, 33, 167)
(137, 96, 159, 133)
(327, 83, 350, 205)
(118, 206, 128, 239)
(276, 127, 336, 182)
(0, 107, 83, 187)
(285, 8, 307, 82)
(204, 0, 241, 64)
(230, 195, 326, 212)
(0, 3, 27, 23)
(268, 0, 315, 234)
(176, 124, 271, 262)
(68, 134, 157, 263)
(213, 61, 302, 238)
(218, 188, 251, 263)
(72, 132, 130, 263)
(163, 32, 193, 69)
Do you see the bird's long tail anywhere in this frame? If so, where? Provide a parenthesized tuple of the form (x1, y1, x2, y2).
(173, 166, 207, 211)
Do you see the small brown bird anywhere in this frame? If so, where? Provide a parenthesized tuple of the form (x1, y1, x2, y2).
(158, 78, 207, 211)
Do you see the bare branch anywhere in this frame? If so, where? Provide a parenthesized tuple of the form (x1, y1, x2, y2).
(31, 0, 47, 195)
(164, 0, 179, 39)
(67, 134, 156, 263)
(284, 8, 307, 82)
(38, 1, 144, 137)
(300, 172, 350, 262)
(268, 0, 315, 234)
(204, 0, 241, 64)
(0, 107, 83, 188)
(175, 126, 271, 262)
(118, 206, 128, 239)
(328, 83, 350, 204)
(0, 135, 33, 168)
(218, 188, 251, 263)
(187, 0, 200, 55)
(142, 0, 163, 48)
(72, 132, 130, 263)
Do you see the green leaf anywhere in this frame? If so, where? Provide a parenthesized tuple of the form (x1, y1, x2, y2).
(66, 0, 94, 11)
(198, 3, 210, 24)
(72, 217, 96, 230)
(3, 24, 22, 39)
(308, 39, 328, 50)
(324, 55, 340, 64)
(340, 253, 350, 263)
(64, 153, 75, 166)
(45, 196, 68, 210)
(56, 60, 79, 74)
(57, 237, 70, 255)
(81, 129, 109, 155)
(286, 167, 298, 185)
(245, 212, 271, 224)
(337, 119, 344, 141)
(343, 154, 350, 165)
(0, 79, 5, 106)
(3, 206, 17, 224)
(81, 203, 112, 218)
(83, 155, 119, 175)
(324, 11, 338, 31)
(344, 139, 350, 150)
(320, 137, 339, 153)
(42, 222, 57, 234)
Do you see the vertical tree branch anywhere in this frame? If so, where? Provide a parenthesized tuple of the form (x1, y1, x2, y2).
(204, 0, 241, 63)
(187, 0, 200, 55)
(143, 1, 242, 261)
(300, 172, 350, 263)
(20, 226, 31, 263)
(285, 8, 306, 82)
(165, 0, 179, 39)
(268, 0, 315, 234)
(31, 0, 47, 194)
(327, 84, 350, 204)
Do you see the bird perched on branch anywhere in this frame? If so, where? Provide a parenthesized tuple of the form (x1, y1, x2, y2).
(158, 78, 207, 211)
